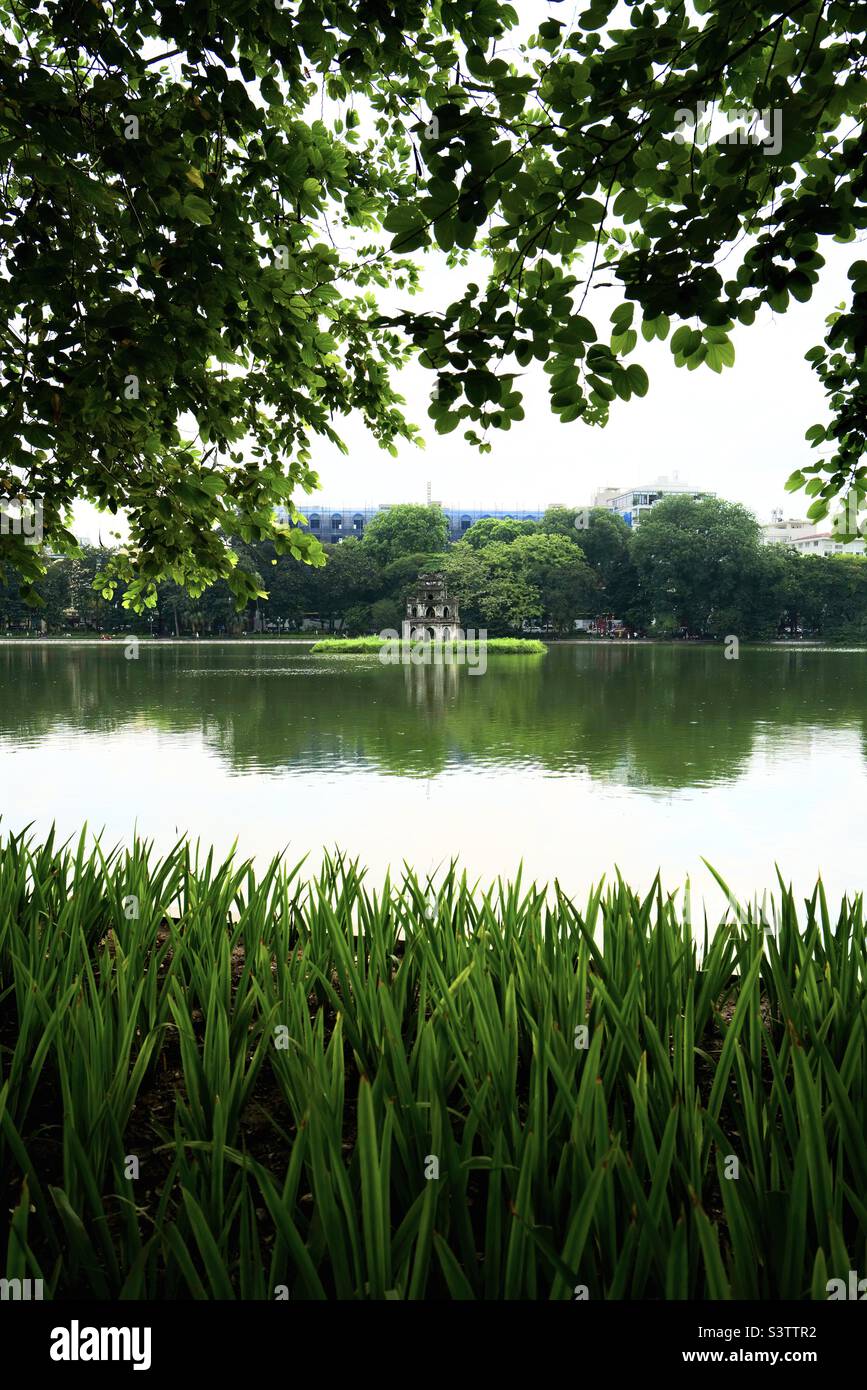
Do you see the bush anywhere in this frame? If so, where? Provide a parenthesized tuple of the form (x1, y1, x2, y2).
(341, 603, 373, 636)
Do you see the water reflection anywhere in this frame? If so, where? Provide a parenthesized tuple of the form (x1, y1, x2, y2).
(0, 642, 865, 788)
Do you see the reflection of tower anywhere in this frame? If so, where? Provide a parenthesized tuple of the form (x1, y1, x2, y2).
(403, 658, 459, 701)
(402, 572, 462, 641)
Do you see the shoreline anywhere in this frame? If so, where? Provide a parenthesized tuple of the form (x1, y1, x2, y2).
(0, 636, 844, 648)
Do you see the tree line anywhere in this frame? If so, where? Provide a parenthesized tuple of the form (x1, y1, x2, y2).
(3, 498, 867, 642)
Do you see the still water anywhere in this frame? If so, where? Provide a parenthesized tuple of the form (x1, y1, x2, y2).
(0, 641, 864, 913)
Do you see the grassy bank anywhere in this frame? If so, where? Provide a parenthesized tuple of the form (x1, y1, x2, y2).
(310, 635, 547, 654)
(1, 830, 865, 1300)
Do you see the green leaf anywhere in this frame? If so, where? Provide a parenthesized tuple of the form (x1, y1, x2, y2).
(806, 498, 829, 520)
(613, 189, 646, 223)
(390, 223, 430, 253)
(181, 195, 213, 225)
(626, 364, 648, 397)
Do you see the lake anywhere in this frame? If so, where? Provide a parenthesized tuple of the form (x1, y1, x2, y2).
(0, 641, 864, 917)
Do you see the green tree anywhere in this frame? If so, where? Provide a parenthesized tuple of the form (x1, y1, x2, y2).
(0, 0, 449, 605)
(507, 533, 599, 634)
(195, 579, 238, 636)
(537, 507, 584, 540)
(363, 507, 449, 566)
(341, 603, 374, 636)
(0, 569, 32, 632)
(322, 538, 383, 602)
(302, 537, 384, 627)
(461, 516, 537, 548)
(39, 558, 72, 630)
(475, 542, 541, 633)
(249, 542, 316, 630)
(573, 510, 647, 629)
(791, 553, 867, 639)
(631, 497, 764, 636)
(382, 552, 454, 600)
(446, 533, 597, 634)
(569, 510, 629, 578)
(443, 543, 490, 630)
(370, 597, 403, 634)
(62, 547, 128, 631)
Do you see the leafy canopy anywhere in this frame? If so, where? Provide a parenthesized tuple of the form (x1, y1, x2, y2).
(0, 0, 471, 606)
(631, 494, 766, 634)
(2, 0, 866, 608)
(361, 503, 450, 565)
(380, 0, 867, 523)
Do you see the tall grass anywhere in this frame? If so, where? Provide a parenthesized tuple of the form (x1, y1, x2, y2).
(0, 828, 864, 1300)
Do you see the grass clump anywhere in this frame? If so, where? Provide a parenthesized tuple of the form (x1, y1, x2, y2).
(0, 828, 865, 1300)
(311, 635, 546, 654)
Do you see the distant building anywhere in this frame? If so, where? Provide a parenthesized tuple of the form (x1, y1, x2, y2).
(592, 487, 621, 508)
(764, 527, 865, 557)
(278, 504, 549, 545)
(761, 512, 866, 555)
(760, 515, 815, 546)
(592, 476, 712, 527)
(279, 485, 719, 544)
(593, 475, 712, 528)
(402, 573, 461, 641)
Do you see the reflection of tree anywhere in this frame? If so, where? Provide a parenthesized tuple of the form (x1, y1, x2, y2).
(1, 645, 866, 788)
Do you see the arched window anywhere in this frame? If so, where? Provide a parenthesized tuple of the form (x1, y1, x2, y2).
(425, 605, 435, 618)
(443, 606, 450, 618)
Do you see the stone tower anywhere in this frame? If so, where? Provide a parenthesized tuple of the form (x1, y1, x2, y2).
(402, 572, 462, 641)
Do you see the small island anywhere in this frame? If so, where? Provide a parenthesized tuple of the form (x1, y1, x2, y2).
(311, 634, 546, 655)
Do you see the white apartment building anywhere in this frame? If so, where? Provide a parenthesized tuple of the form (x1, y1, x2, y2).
(761, 514, 865, 556)
(592, 474, 712, 528)
(761, 516, 815, 545)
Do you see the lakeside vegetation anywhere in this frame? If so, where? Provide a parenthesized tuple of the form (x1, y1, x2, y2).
(1, 829, 865, 1300)
(4, 497, 867, 643)
(310, 635, 546, 654)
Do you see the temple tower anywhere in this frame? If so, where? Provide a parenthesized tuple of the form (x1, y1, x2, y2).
(402, 572, 462, 641)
